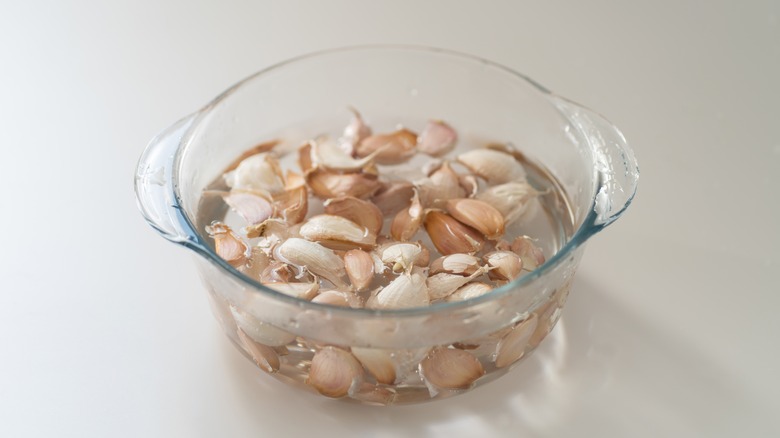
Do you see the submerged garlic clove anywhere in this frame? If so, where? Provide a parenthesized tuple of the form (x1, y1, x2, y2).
(206, 222, 248, 267)
(230, 306, 297, 347)
(510, 236, 546, 271)
(237, 328, 280, 373)
(417, 120, 457, 157)
(324, 196, 384, 237)
(380, 243, 422, 274)
(311, 290, 363, 308)
(417, 161, 467, 208)
(351, 347, 396, 385)
(456, 148, 526, 186)
(426, 265, 489, 301)
(238, 247, 270, 280)
(483, 251, 523, 282)
(264, 281, 320, 300)
(429, 253, 482, 276)
(423, 211, 484, 255)
(415, 241, 431, 267)
(305, 168, 381, 199)
(446, 282, 493, 302)
(495, 315, 538, 368)
(223, 140, 280, 173)
(344, 249, 375, 291)
(371, 181, 415, 216)
(299, 214, 377, 250)
(311, 138, 386, 172)
(390, 189, 423, 241)
(307, 346, 364, 398)
(367, 271, 429, 309)
(356, 128, 418, 164)
(445, 198, 505, 240)
(419, 347, 485, 390)
(223, 191, 274, 225)
(342, 107, 372, 148)
(227, 152, 286, 194)
(476, 181, 539, 225)
(259, 260, 295, 283)
(275, 238, 349, 290)
(272, 185, 308, 224)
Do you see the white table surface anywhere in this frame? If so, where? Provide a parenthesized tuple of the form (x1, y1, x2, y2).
(1, 1, 778, 436)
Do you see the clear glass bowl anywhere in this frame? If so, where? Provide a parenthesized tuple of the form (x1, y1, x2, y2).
(135, 46, 638, 405)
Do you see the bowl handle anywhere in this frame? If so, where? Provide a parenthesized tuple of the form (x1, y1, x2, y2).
(550, 96, 640, 231)
(134, 114, 203, 249)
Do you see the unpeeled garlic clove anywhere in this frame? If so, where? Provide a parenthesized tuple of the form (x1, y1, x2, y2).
(367, 271, 429, 309)
(227, 152, 285, 194)
(423, 211, 484, 255)
(264, 281, 320, 300)
(380, 243, 422, 274)
(342, 107, 372, 148)
(429, 253, 482, 276)
(223, 191, 274, 225)
(230, 306, 297, 347)
(351, 347, 396, 385)
(324, 196, 383, 236)
(206, 222, 248, 267)
(417, 161, 466, 208)
(299, 214, 377, 250)
(476, 181, 539, 225)
(304, 167, 381, 199)
(272, 185, 308, 224)
(495, 314, 538, 368)
(311, 138, 386, 172)
(237, 328, 281, 373)
(483, 251, 523, 282)
(356, 128, 418, 164)
(445, 198, 505, 240)
(371, 180, 415, 216)
(311, 290, 363, 308)
(344, 249, 375, 291)
(446, 282, 493, 302)
(510, 236, 546, 271)
(419, 347, 485, 390)
(426, 265, 489, 301)
(307, 346, 364, 398)
(390, 189, 423, 241)
(275, 238, 349, 290)
(414, 241, 430, 268)
(456, 148, 526, 186)
(417, 120, 457, 157)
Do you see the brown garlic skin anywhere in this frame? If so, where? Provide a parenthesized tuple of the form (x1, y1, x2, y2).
(356, 128, 418, 164)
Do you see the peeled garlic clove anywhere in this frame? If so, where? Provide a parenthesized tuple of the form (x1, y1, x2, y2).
(272, 185, 308, 224)
(351, 347, 396, 385)
(206, 222, 248, 267)
(476, 181, 539, 225)
(342, 107, 372, 147)
(417, 120, 457, 157)
(237, 328, 280, 373)
(371, 181, 415, 216)
(312, 290, 363, 308)
(423, 211, 484, 255)
(510, 236, 546, 271)
(390, 189, 423, 241)
(305, 168, 381, 199)
(311, 138, 386, 172)
(419, 347, 485, 390)
(231, 306, 296, 347)
(275, 238, 349, 290)
(495, 315, 538, 368)
(456, 149, 526, 186)
(307, 346, 364, 398)
(223, 191, 274, 225)
(367, 271, 429, 309)
(426, 265, 489, 301)
(380, 243, 422, 273)
(446, 282, 493, 302)
(356, 128, 418, 164)
(417, 161, 466, 208)
(264, 281, 320, 300)
(445, 198, 505, 240)
(227, 152, 285, 194)
(299, 214, 377, 250)
(324, 196, 383, 236)
(344, 249, 375, 291)
(429, 253, 482, 276)
(483, 251, 523, 282)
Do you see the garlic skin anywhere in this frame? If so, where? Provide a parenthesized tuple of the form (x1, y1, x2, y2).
(445, 198, 506, 240)
(223, 191, 274, 225)
(429, 253, 482, 276)
(423, 211, 484, 255)
(483, 251, 523, 282)
(311, 138, 385, 172)
(344, 249, 375, 291)
(311, 290, 363, 308)
(299, 214, 377, 250)
(342, 107, 372, 148)
(227, 152, 285, 195)
(446, 282, 493, 302)
(371, 181, 415, 216)
(237, 328, 280, 373)
(417, 161, 466, 208)
(230, 306, 297, 347)
(476, 181, 539, 225)
(456, 149, 526, 186)
(426, 265, 489, 301)
(324, 196, 384, 237)
(367, 271, 429, 309)
(305, 168, 381, 199)
(380, 243, 422, 274)
(417, 120, 457, 157)
(272, 185, 308, 224)
(510, 236, 546, 271)
(419, 347, 485, 390)
(264, 281, 320, 300)
(356, 128, 418, 164)
(206, 222, 248, 267)
(495, 315, 538, 368)
(307, 347, 364, 398)
(351, 347, 396, 385)
(275, 238, 349, 290)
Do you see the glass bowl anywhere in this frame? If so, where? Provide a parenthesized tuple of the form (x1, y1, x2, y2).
(134, 45, 638, 405)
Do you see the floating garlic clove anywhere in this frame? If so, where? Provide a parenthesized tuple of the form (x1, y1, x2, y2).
(206, 222, 248, 267)
(380, 243, 422, 274)
(223, 139, 280, 173)
(356, 128, 418, 164)
(495, 315, 538, 368)
(446, 282, 493, 302)
(419, 347, 485, 390)
(456, 148, 526, 185)
(311, 290, 363, 308)
(510, 236, 546, 271)
(423, 211, 484, 255)
(417, 161, 466, 208)
(417, 119, 457, 156)
(476, 181, 539, 225)
(390, 189, 423, 241)
(371, 180, 415, 216)
(426, 265, 489, 301)
(342, 107, 372, 148)
(227, 152, 285, 194)
(344, 249, 375, 291)
(264, 281, 320, 300)
(307, 346, 364, 398)
(324, 196, 383, 236)
(483, 251, 523, 282)
(230, 306, 297, 347)
(237, 328, 280, 373)
(275, 238, 349, 290)
(351, 347, 396, 385)
(272, 185, 308, 224)
(299, 214, 377, 250)
(223, 191, 274, 225)
(304, 167, 381, 199)
(311, 138, 387, 172)
(445, 198, 505, 240)
(367, 271, 429, 309)
(429, 253, 482, 276)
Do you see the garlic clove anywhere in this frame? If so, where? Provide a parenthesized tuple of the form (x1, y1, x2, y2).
(415, 241, 431, 267)
(272, 185, 308, 224)
(304, 168, 381, 199)
(299, 214, 377, 250)
(311, 138, 386, 172)
(456, 148, 526, 186)
(356, 128, 418, 164)
(311, 290, 363, 308)
(445, 198, 505, 240)
(206, 222, 248, 267)
(417, 161, 466, 208)
(223, 140, 280, 173)
(380, 243, 422, 274)
(426, 265, 489, 301)
(510, 236, 546, 271)
(371, 181, 415, 216)
(275, 238, 349, 290)
(307, 346, 364, 398)
(237, 328, 281, 373)
(367, 271, 429, 309)
(458, 174, 480, 198)
(446, 282, 493, 302)
(342, 107, 372, 148)
(264, 281, 320, 300)
(476, 181, 539, 225)
(231, 306, 297, 347)
(259, 260, 296, 283)
(483, 251, 523, 282)
(351, 347, 396, 385)
(223, 191, 274, 225)
(417, 120, 457, 157)
(419, 347, 485, 390)
(429, 253, 482, 276)
(344, 249, 375, 291)
(423, 211, 485, 255)
(324, 196, 384, 236)
(495, 314, 538, 368)
(390, 188, 423, 241)
(227, 152, 286, 194)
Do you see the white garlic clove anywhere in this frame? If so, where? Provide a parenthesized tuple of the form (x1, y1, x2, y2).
(445, 198, 506, 240)
(390, 188, 423, 241)
(264, 281, 320, 300)
(417, 161, 467, 208)
(446, 282, 493, 302)
(510, 236, 546, 271)
(311, 290, 363, 308)
(423, 211, 485, 255)
(307, 346, 364, 398)
(495, 315, 538, 368)
(456, 149, 526, 186)
(367, 271, 429, 309)
(237, 328, 281, 373)
(311, 138, 386, 172)
(351, 347, 396, 385)
(324, 196, 384, 237)
(426, 265, 489, 301)
(230, 306, 297, 347)
(476, 181, 539, 225)
(344, 249, 375, 291)
(419, 347, 485, 390)
(223, 191, 274, 225)
(380, 243, 422, 274)
(356, 128, 418, 164)
(483, 251, 523, 282)
(206, 222, 248, 267)
(429, 253, 482, 276)
(371, 181, 415, 216)
(417, 119, 457, 157)
(222, 140, 280, 174)
(271, 185, 308, 225)
(299, 214, 377, 250)
(304, 167, 381, 199)
(275, 238, 349, 290)
(227, 152, 286, 194)
(342, 107, 372, 148)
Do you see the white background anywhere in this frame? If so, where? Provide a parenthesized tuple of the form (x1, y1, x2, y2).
(1, 1, 778, 436)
